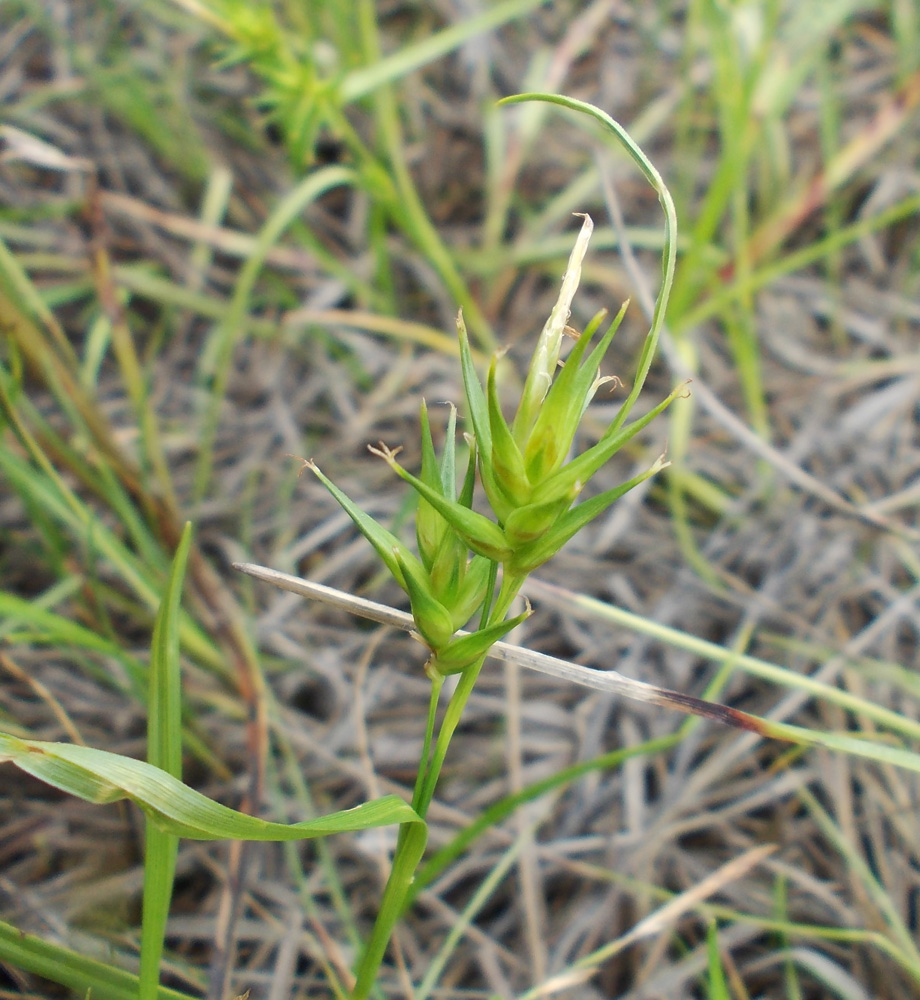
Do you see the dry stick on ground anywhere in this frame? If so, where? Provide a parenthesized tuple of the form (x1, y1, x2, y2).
(99, 190, 317, 272)
(234, 563, 772, 735)
(235, 561, 920, 786)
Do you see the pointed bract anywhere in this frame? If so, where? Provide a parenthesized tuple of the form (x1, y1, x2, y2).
(370, 442, 512, 562)
(509, 454, 669, 574)
(528, 382, 688, 509)
(457, 311, 492, 459)
(428, 602, 533, 676)
(309, 461, 413, 590)
(524, 303, 628, 481)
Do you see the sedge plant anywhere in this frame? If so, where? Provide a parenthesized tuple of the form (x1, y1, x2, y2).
(298, 92, 685, 999)
(0, 93, 682, 999)
(4, 91, 920, 997)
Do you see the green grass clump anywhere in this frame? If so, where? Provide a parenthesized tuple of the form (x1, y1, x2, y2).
(1, 2, 919, 998)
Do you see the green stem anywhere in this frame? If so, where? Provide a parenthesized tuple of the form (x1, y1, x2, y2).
(411, 672, 444, 813)
(415, 573, 526, 817)
(415, 653, 487, 819)
(350, 818, 428, 1000)
(350, 668, 440, 1000)
(350, 572, 526, 997)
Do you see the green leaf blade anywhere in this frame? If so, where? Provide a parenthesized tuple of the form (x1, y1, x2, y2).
(141, 521, 193, 1000)
(0, 734, 423, 840)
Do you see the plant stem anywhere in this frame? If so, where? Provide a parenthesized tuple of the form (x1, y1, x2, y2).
(350, 818, 428, 1000)
(350, 572, 526, 997)
(416, 573, 526, 817)
(412, 672, 444, 813)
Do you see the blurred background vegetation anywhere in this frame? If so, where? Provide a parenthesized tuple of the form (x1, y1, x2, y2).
(1, 1, 919, 998)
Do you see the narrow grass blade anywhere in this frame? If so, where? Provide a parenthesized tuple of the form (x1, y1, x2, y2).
(339, 0, 548, 101)
(140, 522, 193, 1000)
(415, 825, 530, 1000)
(499, 93, 678, 432)
(798, 786, 920, 967)
(0, 444, 219, 670)
(0, 733, 422, 840)
(412, 734, 678, 897)
(524, 577, 920, 743)
(514, 846, 776, 1000)
(194, 166, 356, 501)
(0, 919, 199, 1000)
(706, 921, 732, 1000)
(0, 590, 129, 657)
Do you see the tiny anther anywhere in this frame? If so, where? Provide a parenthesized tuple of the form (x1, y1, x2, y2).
(285, 454, 313, 477)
